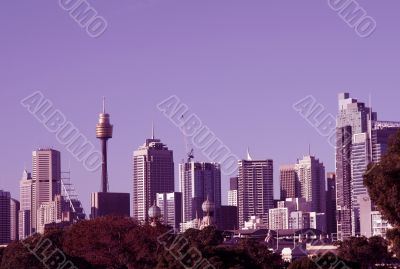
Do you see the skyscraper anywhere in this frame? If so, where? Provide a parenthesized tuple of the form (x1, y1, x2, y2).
(19, 169, 33, 239)
(133, 133, 174, 222)
(336, 93, 375, 240)
(295, 155, 326, 214)
(326, 172, 337, 237)
(10, 198, 20, 241)
(280, 164, 300, 200)
(228, 177, 238, 206)
(238, 159, 274, 228)
(31, 149, 61, 233)
(0, 190, 11, 244)
(179, 162, 221, 223)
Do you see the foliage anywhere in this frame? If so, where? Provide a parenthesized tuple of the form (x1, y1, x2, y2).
(0, 217, 283, 269)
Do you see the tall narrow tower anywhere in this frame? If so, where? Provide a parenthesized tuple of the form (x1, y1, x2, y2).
(96, 97, 113, 193)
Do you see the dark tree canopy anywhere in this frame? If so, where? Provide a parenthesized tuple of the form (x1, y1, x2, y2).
(364, 130, 400, 226)
(0, 216, 283, 269)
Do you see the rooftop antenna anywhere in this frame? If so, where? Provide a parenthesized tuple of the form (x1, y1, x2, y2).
(151, 121, 155, 139)
(308, 144, 311, 156)
(102, 96, 106, 114)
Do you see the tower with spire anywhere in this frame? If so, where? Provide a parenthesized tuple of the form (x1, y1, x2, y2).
(91, 98, 130, 219)
(96, 97, 113, 193)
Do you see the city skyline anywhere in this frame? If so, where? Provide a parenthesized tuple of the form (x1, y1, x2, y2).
(2, 91, 399, 214)
(1, 1, 400, 215)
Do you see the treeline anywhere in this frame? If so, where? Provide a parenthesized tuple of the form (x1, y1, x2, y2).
(0, 216, 283, 269)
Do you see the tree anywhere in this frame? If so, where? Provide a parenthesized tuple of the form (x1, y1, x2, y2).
(364, 130, 400, 259)
(364, 130, 400, 227)
(337, 236, 390, 269)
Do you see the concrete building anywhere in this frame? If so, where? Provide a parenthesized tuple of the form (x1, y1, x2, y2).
(156, 192, 182, 232)
(269, 208, 289, 230)
(19, 169, 33, 239)
(133, 135, 174, 222)
(0, 190, 11, 244)
(238, 159, 274, 228)
(326, 173, 337, 237)
(37, 195, 69, 234)
(31, 149, 62, 233)
(295, 155, 326, 214)
(280, 164, 300, 200)
(10, 198, 19, 241)
(228, 177, 238, 206)
(179, 162, 221, 223)
(336, 93, 375, 240)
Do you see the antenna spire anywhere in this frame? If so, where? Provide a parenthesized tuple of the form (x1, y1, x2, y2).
(102, 96, 105, 114)
(152, 121, 155, 139)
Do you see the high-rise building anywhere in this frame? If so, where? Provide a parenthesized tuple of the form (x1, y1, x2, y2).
(336, 93, 400, 239)
(0, 190, 11, 244)
(156, 192, 182, 232)
(31, 149, 62, 233)
(228, 177, 238, 206)
(295, 155, 326, 214)
(179, 162, 221, 223)
(280, 164, 300, 200)
(326, 173, 337, 237)
(19, 169, 33, 239)
(336, 93, 375, 240)
(238, 159, 274, 228)
(133, 133, 174, 222)
(355, 122, 400, 237)
(10, 198, 20, 241)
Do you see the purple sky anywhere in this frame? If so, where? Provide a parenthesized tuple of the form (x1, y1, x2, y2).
(1, 0, 400, 213)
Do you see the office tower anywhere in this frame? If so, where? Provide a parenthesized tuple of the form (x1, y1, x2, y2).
(336, 93, 375, 240)
(19, 169, 33, 239)
(156, 192, 182, 232)
(326, 173, 337, 237)
(96, 97, 113, 193)
(238, 159, 274, 228)
(133, 132, 174, 222)
(280, 164, 300, 200)
(269, 207, 289, 230)
(295, 155, 326, 214)
(355, 122, 400, 237)
(336, 93, 400, 239)
(0, 190, 11, 244)
(10, 198, 20, 241)
(32, 149, 62, 233)
(179, 162, 221, 223)
(228, 177, 238, 206)
(92, 99, 130, 219)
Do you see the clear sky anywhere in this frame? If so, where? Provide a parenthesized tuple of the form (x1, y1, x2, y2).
(1, 0, 399, 213)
